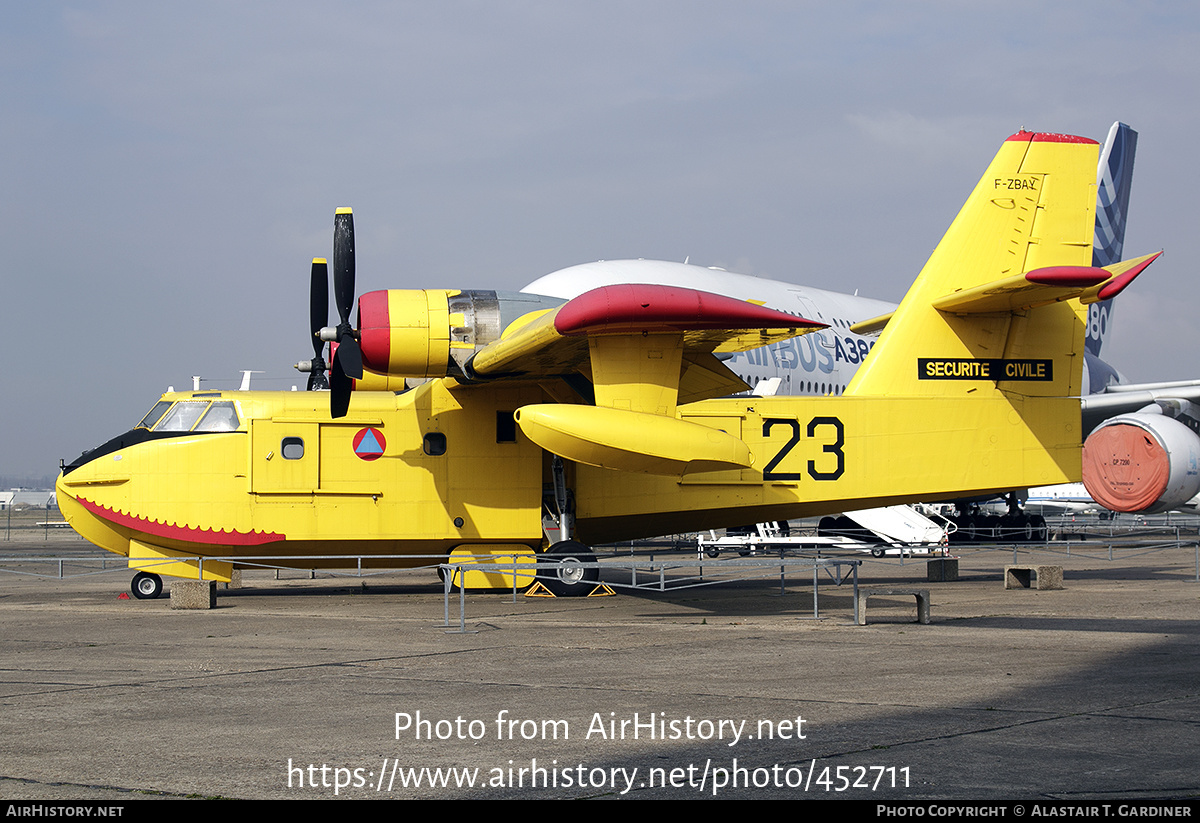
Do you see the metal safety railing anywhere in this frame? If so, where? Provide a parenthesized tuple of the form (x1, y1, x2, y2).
(436, 555, 861, 634)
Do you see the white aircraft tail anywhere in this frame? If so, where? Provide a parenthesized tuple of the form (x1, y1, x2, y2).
(842, 505, 949, 546)
(1086, 122, 1138, 360)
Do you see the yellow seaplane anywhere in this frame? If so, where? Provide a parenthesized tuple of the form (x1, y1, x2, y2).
(57, 131, 1160, 599)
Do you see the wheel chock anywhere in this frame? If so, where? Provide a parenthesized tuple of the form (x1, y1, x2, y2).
(524, 581, 616, 598)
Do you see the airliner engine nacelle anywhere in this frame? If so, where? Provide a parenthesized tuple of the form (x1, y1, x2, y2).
(356, 289, 559, 380)
(1082, 413, 1200, 513)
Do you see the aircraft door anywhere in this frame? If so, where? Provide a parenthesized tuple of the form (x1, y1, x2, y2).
(251, 421, 320, 493)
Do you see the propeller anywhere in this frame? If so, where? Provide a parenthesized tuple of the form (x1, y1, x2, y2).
(325, 208, 362, 418)
(293, 259, 330, 391)
(294, 208, 361, 417)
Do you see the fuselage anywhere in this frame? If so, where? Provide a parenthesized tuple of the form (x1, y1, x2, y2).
(58, 379, 1082, 577)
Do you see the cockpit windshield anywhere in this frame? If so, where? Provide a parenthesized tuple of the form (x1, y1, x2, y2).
(136, 400, 241, 433)
(195, 401, 239, 432)
(136, 401, 172, 430)
(155, 401, 210, 432)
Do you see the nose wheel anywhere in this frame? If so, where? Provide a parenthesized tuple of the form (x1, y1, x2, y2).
(131, 572, 163, 600)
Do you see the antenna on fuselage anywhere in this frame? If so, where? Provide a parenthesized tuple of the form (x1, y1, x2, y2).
(239, 370, 264, 391)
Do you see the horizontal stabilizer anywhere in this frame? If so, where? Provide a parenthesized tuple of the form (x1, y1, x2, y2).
(932, 252, 1160, 314)
(1082, 251, 1161, 302)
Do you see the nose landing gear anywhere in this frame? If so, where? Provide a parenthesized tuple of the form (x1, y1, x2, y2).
(131, 572, 163, 600)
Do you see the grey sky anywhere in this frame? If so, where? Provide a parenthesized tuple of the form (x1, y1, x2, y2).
(3, 2, 1198, 477)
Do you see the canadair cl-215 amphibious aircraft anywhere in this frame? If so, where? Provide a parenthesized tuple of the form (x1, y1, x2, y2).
(57, 130, 1161, 599)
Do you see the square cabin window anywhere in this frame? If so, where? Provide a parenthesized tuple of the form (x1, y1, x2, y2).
(423, 433, 447, 456)
(281, 437, 305, 460)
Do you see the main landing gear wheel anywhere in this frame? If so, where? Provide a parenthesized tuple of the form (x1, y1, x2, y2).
(539, 540, 599, 597)
(1031, 515, 1048, 542)
(131, 572, 163, 600)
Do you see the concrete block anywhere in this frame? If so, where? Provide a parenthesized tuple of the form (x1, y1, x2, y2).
(927, 558, 958, 582)
(856, 588, 931, 626)
(170, 580, 217, 609)
(1005, 565, 1064, 590)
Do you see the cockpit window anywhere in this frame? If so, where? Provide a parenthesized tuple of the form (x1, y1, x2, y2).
(153, 401, 210, 432)
(195, 401, 240, 432)
(136, 401, 173, 430)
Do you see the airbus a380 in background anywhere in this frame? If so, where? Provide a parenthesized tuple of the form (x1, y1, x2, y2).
(523, 122, 1200, 527)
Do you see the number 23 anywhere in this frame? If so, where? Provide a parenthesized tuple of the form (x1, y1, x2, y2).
(761, 417, 845, 481)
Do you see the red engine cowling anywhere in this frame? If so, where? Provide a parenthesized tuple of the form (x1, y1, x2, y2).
(1082, 414, 1200, 513)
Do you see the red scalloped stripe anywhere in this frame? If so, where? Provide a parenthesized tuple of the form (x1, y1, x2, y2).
(77, 496, 285, 546)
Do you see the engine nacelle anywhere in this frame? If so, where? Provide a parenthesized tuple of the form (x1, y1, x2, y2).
(358, 289, 454, 378)
(1082, 413, 1200, 513)
(356, 289, 563, 380)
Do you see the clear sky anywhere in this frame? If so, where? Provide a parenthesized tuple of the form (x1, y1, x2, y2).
(3, 2, 1198, 478)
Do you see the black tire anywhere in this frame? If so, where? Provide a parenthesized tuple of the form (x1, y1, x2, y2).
(870, 547, 886, 558)
(704, 547, 720, 558)
(131, 572, 163, 600)
(1031, 515, 1048, 542)
(1019, 517, 1035, 543)
(539, 540, 599, 597)
(960, 515, 978, 543)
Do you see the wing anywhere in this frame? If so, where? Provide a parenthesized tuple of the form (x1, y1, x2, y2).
(351, 283, 826, 476)
(468, 283, 825, 392)
(1081, 380, 1200, 434)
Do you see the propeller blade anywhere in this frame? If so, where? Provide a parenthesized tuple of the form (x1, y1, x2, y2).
(309, 258, 328, 358)
(336, 335, 362, 380)
(330, 352, 352, 419)
(328, 207, 360, 415)
(333, 208, 355, 326)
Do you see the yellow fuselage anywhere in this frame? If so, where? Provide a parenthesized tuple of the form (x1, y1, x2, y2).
(57, 377, 1079, 581)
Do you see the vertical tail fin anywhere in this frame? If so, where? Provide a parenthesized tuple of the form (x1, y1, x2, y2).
(846, 131, 1099, 399)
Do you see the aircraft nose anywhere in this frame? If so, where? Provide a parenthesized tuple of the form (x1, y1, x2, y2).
(56, 464, 133, 559)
